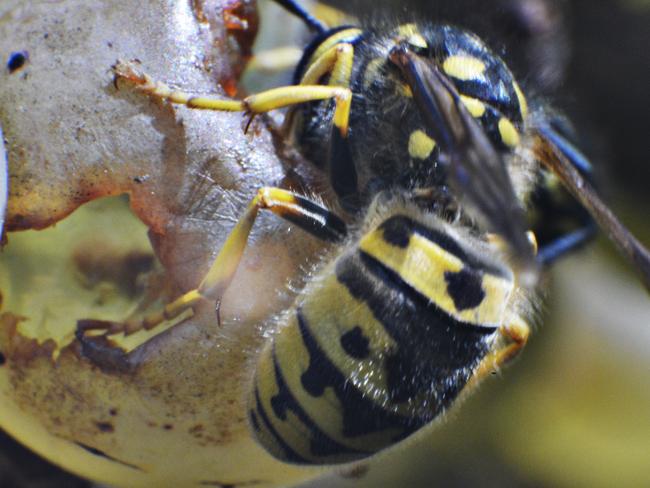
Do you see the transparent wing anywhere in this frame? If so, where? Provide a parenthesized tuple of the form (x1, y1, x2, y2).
(389, 47, 537, 280)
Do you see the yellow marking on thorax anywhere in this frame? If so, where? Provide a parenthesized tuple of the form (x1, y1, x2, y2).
(363, 57, 385, 89)
(396, 23, 428, 49)
(459, 95, 486, 117)
(408, 130, 436, 159)
(442, 55, 486, 81)
(513, 81, 528, 119)
(400, 83, 413, 98)
(310, 28, 363, 66)
(359, 230, 513, 326)
(498, 117, 521, 147)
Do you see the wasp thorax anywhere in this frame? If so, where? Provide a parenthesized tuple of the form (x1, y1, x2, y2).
(288, 21, 528, 214)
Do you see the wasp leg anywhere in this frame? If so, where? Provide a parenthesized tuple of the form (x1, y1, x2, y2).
(529, 176, 597, 265)
(291, 41, 360, 208)
(76, 187, 347, 349)
(195, 187, 346, 319)
(113, 61, 352, 137)
(534, 124, 650, 291)
(245, 46, 304, 73)
(76, 289, 203, 338)
(536, 222, 597, 265)
(276, 40, 355, 165)
(527, 124, 596, 264)
(299, 42, 355, 89)
(467, 315, 530, 389)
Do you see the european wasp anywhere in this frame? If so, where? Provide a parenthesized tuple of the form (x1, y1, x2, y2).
(77, 0, 650, 467)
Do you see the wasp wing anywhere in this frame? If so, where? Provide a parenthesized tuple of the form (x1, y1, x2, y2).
(389, 47, 537, 278)
(534, 125, 650, 293)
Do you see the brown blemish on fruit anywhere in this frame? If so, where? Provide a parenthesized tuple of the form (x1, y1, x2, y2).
(94, 421, 115, 433)
(73, 242, 154, 297)
(339, 463, 370, 479)
(0, 313, 56, 365)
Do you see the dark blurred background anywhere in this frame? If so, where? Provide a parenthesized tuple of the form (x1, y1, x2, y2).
(2, 0, 648, 486)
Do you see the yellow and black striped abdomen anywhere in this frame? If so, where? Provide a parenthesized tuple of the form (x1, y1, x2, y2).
(249, 214, 514, 464)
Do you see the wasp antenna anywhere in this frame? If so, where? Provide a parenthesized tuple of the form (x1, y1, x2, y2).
(272, 0, 327, 34)
(540, 123, 593, 175)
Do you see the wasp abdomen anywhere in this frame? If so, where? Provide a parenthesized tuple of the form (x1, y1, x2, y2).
(249, 213, 514, 464)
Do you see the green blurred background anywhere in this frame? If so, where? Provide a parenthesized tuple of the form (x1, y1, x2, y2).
(1, 0, 648, 486)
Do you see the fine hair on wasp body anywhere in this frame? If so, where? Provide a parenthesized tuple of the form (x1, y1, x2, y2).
(247, 195, 532, 464)
(77, 0, 650, 468)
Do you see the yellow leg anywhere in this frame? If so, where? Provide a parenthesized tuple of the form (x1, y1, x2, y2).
(486, 231, 539, 257)
(245, 46, 304, 73)
(77, 187, 346, 338)
(113, 60, 351, 136)
(299, 42, 354, 88)
(467, 315, 531, 389)
(197, 187, 346, 305)
(77, 289, 203, 337)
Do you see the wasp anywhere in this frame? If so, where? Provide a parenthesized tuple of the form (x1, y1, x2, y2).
(77, 0, 650, 466)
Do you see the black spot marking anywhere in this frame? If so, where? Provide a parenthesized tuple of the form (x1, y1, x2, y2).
(95, 421, 114, 433)
(378, 216, 510, 278)
(0, 352, 5, 366)
(296, 310, 416, 442)
(75, 442, 143, 470)
(7, 51, 28, 73)
(109, 408, 118, 416)
(378, 216, 412, 248)
(253, 388, 309, 463)
(335, 251, 495, 411)
(340, 327, 370, 359)
(444, 268, 486, 311)
(351, 252, 495, 338)
(269, 345, 364, 459)
(163, 424, 173, 431)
